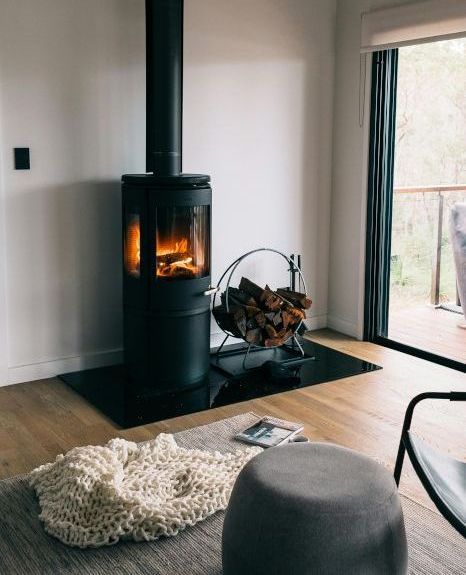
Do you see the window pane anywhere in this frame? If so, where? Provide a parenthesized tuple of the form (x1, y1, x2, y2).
(388, 38, 466, 365)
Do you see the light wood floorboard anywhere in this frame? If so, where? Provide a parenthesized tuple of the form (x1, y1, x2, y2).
(0, 330, 464, 514)
(389, 305, 466, 365)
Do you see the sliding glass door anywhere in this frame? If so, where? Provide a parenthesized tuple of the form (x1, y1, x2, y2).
(365, 40, 466, 371)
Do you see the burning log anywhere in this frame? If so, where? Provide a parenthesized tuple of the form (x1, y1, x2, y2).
(156, 237, 203, 279)
(213, 276, 310, 348)
(158, 251, 191, 266)
(159, 265, 196, 279)
(157, 251, 198, 278)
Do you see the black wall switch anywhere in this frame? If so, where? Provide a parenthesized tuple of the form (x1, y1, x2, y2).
(14, 147, 30, 170)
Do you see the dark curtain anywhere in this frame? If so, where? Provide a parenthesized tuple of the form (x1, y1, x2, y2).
(364, 49, 398, 340)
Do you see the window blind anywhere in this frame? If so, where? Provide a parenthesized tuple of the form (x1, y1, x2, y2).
(361, 0, 466, 53)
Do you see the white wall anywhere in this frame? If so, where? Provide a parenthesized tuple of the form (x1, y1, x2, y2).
(0, 0, 145, 385)
(0, 0, 336, 385)
(184, 0, 335, 345)
(328, 0, 425, 338)
(0, 88, 8, 385)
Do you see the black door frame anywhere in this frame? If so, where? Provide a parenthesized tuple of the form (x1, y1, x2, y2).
(363, 49, 465, 373)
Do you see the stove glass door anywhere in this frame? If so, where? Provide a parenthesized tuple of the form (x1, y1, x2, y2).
(124, 213, 141, 278)
(155, 205, 210, 280)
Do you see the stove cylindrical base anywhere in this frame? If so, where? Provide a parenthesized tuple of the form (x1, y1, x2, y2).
(122, 172, 212, 394)
(124, 305, 211, 392)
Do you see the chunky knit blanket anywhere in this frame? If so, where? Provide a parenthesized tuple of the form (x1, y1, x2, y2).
(29, 434, 260, 548)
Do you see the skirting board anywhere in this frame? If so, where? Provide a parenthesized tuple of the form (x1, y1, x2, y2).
(5, 349, 124, 387)
(327, 314, 359, 338)
(5, 315, 329, 386)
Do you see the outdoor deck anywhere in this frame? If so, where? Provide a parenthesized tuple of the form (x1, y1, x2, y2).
(389, 305, 465, 365)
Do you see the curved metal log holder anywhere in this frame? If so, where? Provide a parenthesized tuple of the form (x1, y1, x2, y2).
(212, 248, 313, 373)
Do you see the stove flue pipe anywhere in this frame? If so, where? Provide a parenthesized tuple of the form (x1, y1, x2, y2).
(146, 0, 183, 175)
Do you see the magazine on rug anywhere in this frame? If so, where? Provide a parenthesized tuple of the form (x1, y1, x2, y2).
(235, 416, 304, 447)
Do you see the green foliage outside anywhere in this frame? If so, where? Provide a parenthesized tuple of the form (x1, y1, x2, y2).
(390, 39, 466, 310)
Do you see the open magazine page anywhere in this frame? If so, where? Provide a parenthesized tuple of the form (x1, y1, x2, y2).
(235, 416, 304, 447)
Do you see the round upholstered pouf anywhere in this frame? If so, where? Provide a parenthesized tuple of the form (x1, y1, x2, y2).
(222, 443, 408, 575)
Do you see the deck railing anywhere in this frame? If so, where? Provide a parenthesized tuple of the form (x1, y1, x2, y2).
(393, 184, 466, 306)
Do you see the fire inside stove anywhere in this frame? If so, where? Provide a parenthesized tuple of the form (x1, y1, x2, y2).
(156, 205, 209, 280)
(156, 236, 200, 278)
(124, 215, 140, 278)
(123, 205, 209, 281)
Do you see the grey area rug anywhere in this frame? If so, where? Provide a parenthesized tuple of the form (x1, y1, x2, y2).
(0, 413, 464, 574)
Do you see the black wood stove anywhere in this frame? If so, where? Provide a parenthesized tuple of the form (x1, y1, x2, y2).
(59, 0, 381, 429)
(122, 0, 213, 392)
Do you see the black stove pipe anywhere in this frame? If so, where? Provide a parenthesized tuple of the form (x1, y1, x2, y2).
(146, 0, 183, 175)
(122, 0, 211, 395)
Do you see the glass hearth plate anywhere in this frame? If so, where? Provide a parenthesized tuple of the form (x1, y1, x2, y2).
(60, 338, 381, 428)
(210, 341, 315, 377)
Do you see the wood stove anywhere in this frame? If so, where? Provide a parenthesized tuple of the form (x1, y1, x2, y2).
(122, 0, 213, 392)
(60, 0, 381, 430)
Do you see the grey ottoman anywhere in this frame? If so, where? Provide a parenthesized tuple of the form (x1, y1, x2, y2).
(222, 443, 408, 574)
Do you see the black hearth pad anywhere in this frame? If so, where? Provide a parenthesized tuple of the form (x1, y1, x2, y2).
(60, 339, 381, 428)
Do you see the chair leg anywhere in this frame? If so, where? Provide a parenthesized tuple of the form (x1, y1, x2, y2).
(393, 392, 459, 486)
(393, 438, 405, 486)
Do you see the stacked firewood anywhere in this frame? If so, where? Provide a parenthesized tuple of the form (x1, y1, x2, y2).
(213, 277, 312, 347)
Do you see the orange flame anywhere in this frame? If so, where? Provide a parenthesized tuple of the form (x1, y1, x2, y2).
(124, 218, 140, 277)
(157, 237, 188, 256)
(156, 236, 201, 278)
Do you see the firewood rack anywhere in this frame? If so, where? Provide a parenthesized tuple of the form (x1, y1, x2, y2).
(212, 248, 313, 372)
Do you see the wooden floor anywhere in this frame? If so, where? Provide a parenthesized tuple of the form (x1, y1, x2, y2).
(389, 305, 466, 365)
(0, 330, 464, 515)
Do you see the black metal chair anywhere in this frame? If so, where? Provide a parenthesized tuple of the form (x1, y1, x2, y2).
(394, 391, 466, 537)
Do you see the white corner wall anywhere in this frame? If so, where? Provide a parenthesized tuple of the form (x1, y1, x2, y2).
(184, 0, 336, 346)
(328, 0, 425, 338)
(0, 0, 336, 385)
(0, 0, 146, 386)
(0, 97, 7, 386)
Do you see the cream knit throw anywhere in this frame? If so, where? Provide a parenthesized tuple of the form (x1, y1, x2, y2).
(29, 434, 260, 548)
